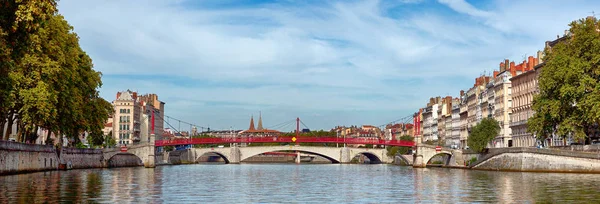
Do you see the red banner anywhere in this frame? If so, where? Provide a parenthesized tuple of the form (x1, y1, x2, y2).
(151, 110, 155, 135)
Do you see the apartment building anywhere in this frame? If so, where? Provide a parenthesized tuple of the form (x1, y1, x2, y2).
(459, 91, 469, 148)
(422, 105, 433, 142)
(450, 98, 461, 148)
(110, 90, 165, 145)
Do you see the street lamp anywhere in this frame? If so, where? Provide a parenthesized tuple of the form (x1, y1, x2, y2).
(336, 130, 339, 148)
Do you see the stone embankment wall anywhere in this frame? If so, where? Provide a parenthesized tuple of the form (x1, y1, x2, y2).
(551, 145, 600, 153)
(0, 141, 58, 175)
(60, 148, 104, 169)
(0, 141, 144, 175)
(471, 147, 600, 173)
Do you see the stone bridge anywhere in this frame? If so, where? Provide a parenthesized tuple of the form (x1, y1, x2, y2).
(413, 144, 464, 168)
(103, 141, 155, 168)
(191, 146, 392, 164)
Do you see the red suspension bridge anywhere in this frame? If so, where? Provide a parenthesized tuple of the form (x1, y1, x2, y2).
(154, 116, 415, 147)
(155, 136, 415, 147)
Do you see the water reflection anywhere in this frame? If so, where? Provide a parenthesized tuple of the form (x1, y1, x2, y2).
(1, 165, 600, 203)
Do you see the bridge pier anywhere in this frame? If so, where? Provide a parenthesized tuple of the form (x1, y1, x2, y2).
(229, 146, 241, 164)
(144, 134, 156, 168)
(340, 147, 351, 163)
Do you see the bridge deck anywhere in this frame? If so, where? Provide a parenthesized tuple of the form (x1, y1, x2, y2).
(156, 137, 414, 147)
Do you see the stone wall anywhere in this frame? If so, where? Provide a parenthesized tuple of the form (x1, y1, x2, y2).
(0, 141, 58, 175)
(60, 148, 104, 169)
(0, 141, 148, 175)
(472, 147, 600, 173)
(551, 145, 600, 153)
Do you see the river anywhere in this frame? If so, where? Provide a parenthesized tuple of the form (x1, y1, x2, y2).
(1, 164, 600, 203)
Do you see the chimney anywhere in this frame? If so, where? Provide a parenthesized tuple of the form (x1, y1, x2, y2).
(510, 61, 516, 71)
(116, 92, 121, 99)
(493, 70, 499, 77)
(133, 92, 137, 100)
(460, 90, 465, 96)
(528, 56, 534, 71)
(504, 59, 510, 71)
(500, 62, 505, 72)
(537, 50, 544, 64)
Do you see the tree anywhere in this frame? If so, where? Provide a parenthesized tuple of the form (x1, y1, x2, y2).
(1, 5, 112, 146)
(386, 135, 415, 157)
(1, 0, 58, 140)
(104, 131, 116, 148)
(468, 118, 500, 152)
(528, 17, 600, 143)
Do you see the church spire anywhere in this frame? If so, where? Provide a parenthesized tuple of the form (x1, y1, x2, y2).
(249, 115, 256, 131)
(257, 111, 264, 130)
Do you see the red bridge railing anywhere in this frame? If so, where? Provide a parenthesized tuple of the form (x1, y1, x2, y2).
(155, 137, 415, 147)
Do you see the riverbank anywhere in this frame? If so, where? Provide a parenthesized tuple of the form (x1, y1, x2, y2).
(0, 140, 143, 175)
(468, 147, 600, 173)
(5, 140, 600, 175)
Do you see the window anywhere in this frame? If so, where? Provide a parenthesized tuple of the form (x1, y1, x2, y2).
(127, 116, 130, 122)
(127, 109, 131, 113)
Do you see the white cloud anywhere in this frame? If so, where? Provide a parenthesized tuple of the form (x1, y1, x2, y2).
(57, 0, 600, 129)
(437, 0, 493, 18)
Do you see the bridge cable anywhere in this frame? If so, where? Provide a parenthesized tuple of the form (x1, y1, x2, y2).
(154, 113, 181, 136)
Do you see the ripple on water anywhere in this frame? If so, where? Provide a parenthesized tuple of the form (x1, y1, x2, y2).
(1, 165, 600, 203)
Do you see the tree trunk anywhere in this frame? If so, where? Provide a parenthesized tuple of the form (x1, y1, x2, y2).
(58, 130, 63, 147)
(0, 120, 5, 140)
(45, 129, 52, 145)
(3, 114, 15, 140)
(16, 120, 23, 143)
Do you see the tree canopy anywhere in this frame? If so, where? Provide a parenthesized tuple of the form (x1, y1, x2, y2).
(468, 118, 500, 153)
(1, 1, 113, 147)
(528, 17, 600, 143)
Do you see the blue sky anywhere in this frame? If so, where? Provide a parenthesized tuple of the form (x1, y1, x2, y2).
(58, 0, 598, 132)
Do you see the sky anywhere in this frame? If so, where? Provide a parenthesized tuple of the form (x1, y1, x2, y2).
(57, 0, 598, 132)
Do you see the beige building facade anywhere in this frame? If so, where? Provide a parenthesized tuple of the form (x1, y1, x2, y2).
(110, 90, 165, 145)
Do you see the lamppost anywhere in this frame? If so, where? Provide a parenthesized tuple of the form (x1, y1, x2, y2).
(336, 130, 339, 148)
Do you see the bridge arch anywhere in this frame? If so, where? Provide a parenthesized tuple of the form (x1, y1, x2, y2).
(242, 150, 341, 163)
(102, 143, 155, 168)
(107, 153, 143, 167)
(353, 152, 382, 164)
(238, 146, 344, 163)
(426, 152, 453, 166)
(413, 144, 455, 168)
(394, 155, 412, 165)
(196, 151, 231, 164)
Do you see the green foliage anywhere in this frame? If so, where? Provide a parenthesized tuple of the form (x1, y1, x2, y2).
(467, 118, 500, 153)
(466, 157, 478, 166)
(398, 135, 414, 141)
(104, 135, 116, 148)
(75, 142, 87, 149)
(529, 17, 600, 142)
(86, 131, 105, 148)
(164, 146, 174, 152)
(386, 146, 411, 157)
(1, 2, 112, 145)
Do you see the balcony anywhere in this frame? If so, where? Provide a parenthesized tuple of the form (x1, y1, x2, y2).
(510, 120, 528, 127)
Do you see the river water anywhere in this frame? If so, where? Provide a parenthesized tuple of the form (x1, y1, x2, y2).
(1, 164, 600, 203)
